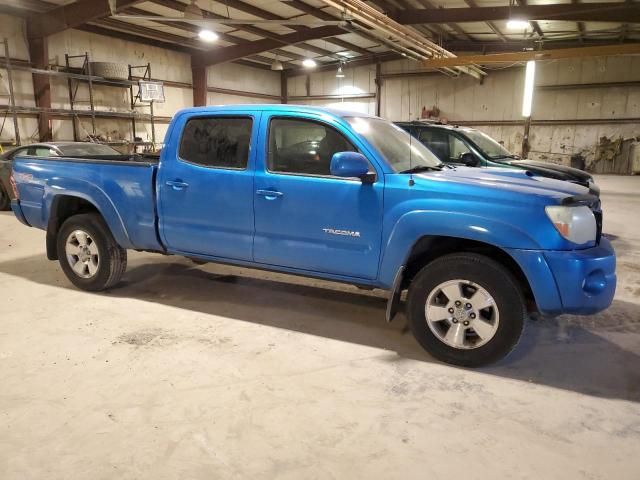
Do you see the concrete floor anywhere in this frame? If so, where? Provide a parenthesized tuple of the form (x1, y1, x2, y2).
(1, 175, 639, 479)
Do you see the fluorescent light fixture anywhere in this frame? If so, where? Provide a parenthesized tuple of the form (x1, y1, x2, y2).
(507, 19, 530, 30)
(522, 60, 536, 117)
(198, 29, 218, 42)
(302, 58, 317, 68)
(336, 65, 345, 78)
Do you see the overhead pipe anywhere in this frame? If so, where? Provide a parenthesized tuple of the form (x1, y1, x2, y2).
(321, 0, 485, 79)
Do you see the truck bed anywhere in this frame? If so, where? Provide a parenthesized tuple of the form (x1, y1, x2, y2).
(12, 155, 162, 251)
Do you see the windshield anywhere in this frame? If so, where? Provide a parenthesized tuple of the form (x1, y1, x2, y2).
(58, 143, 121, 156)
(462, 129, 514, 159)
(346, 116, 442, 172)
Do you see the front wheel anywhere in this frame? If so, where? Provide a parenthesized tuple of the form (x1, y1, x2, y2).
(407, 253, 525, 367)
(56, 213, 127, 291)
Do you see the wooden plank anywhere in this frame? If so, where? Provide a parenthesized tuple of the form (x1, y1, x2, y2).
(421, 44, 640, 68)
(393, 4, 640, 24)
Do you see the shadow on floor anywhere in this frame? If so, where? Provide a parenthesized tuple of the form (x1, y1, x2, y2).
(1, 253, 639, 402)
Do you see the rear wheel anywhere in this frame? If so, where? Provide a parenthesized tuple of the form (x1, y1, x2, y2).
(56, 213, 127, 291)
(407, 253, 525, 367)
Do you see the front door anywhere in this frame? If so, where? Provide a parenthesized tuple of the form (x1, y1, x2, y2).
(158, 113, 256, 261)
(253, 114, 384, 280)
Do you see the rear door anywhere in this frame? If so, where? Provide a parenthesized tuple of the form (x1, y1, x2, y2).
(253, 113, 384, 280)
(158, 113, 257, 261)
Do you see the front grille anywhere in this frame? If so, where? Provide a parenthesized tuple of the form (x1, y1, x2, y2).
(593, 209, 603, 244)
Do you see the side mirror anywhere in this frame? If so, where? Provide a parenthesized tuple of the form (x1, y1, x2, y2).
(460, 152, 480, 167)
(330, 151, 373, 182)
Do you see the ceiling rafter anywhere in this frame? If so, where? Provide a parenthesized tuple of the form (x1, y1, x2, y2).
(123, 7, 301, 66)
(149, 0, 336, 59)
(514, 0, 544, 39)
(88, 18, 283, 68)
(462, 0, 506, 42)
(26, 0, 144, 37)
(281, 0, 375, 54)
(368, 0, 451, 41)
(76, 23, 272, 70)
(204, 0, 370, 58)
(414, 0, 474, 41)
(191, 25, 345, 67)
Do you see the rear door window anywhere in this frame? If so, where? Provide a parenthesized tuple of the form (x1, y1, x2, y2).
(30, 147, 58, 157)
(417, 128, 450, 161)
(179, 116, 253, 169)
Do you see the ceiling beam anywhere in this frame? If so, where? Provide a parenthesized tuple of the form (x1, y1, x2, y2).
(285, 52, 401, 77)
(123, 7, 299, 67)
(282, 0, 374, 54)
(77, 23, 195, 54)
(192, 25, 345, 67)
(150, 0, 336, 59)
(442, 38, 639, 52)
(421, 43, 640, 68)
(392, 4, 640, 24)
(208, 0, 364, 58)
(414, 0, 474, 41)
(27, 0, 144, 38)
(80, 20, 273, 70)
(462, 0, 506, 42)
(515, 0, 544, 39)
(368, 0, 450, 41)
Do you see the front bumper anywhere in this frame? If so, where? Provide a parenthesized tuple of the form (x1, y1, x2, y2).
(507, 237, 616, 316)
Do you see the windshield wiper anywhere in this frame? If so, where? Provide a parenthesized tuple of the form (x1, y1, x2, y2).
(399, 164, 444, 174)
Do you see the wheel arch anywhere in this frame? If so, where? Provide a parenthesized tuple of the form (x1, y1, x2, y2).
(46, 194, 128, 260)
(403, 235, 536, 311)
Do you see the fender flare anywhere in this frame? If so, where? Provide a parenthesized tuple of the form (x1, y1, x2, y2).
(377, 210, 540, 288)
(44, 179, 132, 254)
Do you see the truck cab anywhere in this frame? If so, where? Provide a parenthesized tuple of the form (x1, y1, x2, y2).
(10, 105, 616, 367)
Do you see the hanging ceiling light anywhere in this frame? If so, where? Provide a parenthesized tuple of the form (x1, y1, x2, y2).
(184, 0, 217, 42)
(336, 65, 345, 78)
(302, 58, 317, 68)
(507, 19, 529, 30)
(271, 59, 284, 71)
(198, 29, 218, 42)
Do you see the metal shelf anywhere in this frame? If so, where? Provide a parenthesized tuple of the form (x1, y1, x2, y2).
(64, 53, 157, 148)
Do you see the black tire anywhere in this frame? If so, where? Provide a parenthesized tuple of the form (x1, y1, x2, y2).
(407, 253, 526, 367)
(56, 213, 127, 291)
(0, 184, 10, 211)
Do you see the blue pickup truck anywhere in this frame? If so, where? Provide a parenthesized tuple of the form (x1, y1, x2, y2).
(10, 105, 616, 367)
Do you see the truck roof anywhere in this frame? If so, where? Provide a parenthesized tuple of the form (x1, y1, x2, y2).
(177, 104, 377, 120)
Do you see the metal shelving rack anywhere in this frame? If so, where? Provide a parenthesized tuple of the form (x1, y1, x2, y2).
(64, 52, 156, 149)
(0, 38, 20, 146)
(129, 63, 156, 147)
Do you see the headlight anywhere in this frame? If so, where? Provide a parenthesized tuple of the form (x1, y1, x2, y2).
(545, 205, 596, 244)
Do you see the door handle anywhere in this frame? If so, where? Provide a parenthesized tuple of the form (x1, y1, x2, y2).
(256, 189, 283, 199)
(166, 180, 189, 191)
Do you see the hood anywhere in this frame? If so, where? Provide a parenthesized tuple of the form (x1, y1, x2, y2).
(507, 159, 592, 182)
(414, 166, 589, 204)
